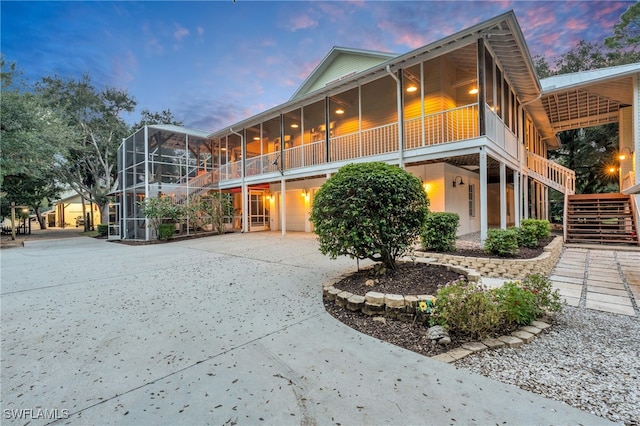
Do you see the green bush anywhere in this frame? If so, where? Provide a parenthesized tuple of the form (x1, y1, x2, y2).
(421, 212, 459, 252)
(494, 281, 537, 325)
(510, 225, 538, 248)
(157, 223, 176, 240)
(97, 224, 108, 237)
(310, 162, 429, 271)
(430, 280, 501, 339)
(520, 273, 562, 316)
(484, 228, 519, 257)
(521, 219, 551, 240)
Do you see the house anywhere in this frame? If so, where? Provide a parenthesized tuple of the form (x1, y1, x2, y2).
(53, 191, 101, 228)
(114, 11, 639, 243)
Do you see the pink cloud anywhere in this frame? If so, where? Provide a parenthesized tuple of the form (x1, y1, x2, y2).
(290, 14, 318, 31)
(565, 18, 588, 31)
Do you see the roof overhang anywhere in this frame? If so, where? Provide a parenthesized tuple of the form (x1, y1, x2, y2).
(538, 63, 640, 137)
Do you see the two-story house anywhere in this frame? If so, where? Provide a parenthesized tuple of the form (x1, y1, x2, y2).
(113, 11, 640, 244)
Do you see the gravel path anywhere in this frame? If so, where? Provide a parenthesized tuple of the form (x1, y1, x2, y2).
(455, 306, 640, 425)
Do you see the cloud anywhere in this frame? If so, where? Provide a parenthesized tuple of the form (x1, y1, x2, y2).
(111, 49, 138, 87)
(289, 14, 318, 31)
(174, 25, 189, 40)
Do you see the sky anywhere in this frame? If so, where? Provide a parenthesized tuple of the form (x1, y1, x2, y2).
(1, 0, 635, 132)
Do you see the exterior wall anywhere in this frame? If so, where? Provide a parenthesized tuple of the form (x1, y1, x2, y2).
(54, 195, 101, 228)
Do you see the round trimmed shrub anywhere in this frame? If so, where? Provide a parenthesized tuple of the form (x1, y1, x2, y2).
(484, 228, 519, 257)
(422, 212, 460, 252)
(310, 162, 429, 271)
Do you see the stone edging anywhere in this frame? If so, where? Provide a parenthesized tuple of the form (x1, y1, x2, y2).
(430, 318, 553, 363)
(322, 261, 479, 322)
(414, 236, 564, 279)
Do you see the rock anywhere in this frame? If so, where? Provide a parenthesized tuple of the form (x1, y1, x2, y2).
(365, 279, 376, 287)
(438, 336, 452, 345)
(427, 325, 448, 341)
(372, 316, 387, 325)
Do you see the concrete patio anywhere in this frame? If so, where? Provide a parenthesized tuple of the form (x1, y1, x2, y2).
(1, 233, 614, 425)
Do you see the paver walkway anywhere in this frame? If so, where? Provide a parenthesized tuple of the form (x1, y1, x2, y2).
(550, 246, 640, 317)
(0, 233, 612, 425)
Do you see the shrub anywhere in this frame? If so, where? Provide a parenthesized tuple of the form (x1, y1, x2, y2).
(510, 225, 538, 248)
(494, 281, 537, 325)
(157, 223, 176, 240)
(521, 273, 562, 316)
(521, 219, 551, 240)
(430, 280, 501, 339)
(421, 212, 459, 252)
(138, 197, 183, 240)
(310, 162, 429, 271)
(484, 228, 519, 257)
(97, 224, 108, 237)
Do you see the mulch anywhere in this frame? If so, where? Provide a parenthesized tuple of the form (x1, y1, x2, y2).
(324, 236, 557, 358)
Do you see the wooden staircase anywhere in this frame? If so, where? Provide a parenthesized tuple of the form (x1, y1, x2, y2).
(566, 194, 639, 245)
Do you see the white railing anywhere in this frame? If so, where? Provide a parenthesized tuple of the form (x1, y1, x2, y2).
(220, 161, 242, 181)
(405, 104, 478, 150)
(485, 107, 519, 159)
(527, 151, 576, 195)
(330, 123, 398, 162)
(245, 152, 280, 177)
(285, 140, 327, 170)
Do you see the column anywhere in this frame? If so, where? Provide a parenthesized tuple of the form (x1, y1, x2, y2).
(480, 148, 488, 243)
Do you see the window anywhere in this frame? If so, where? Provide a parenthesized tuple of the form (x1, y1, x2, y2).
(468, 184, 476, 217)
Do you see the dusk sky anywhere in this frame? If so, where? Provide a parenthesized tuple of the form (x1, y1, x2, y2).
(1, 1, 635, 132)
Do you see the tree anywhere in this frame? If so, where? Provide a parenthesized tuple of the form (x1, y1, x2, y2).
(0, 58, 75, 227)
(310, 162, 429, 271)
(138, 196, 183, 239)
(605, 2, 640, 51)
(131, 108, 183, 131)
(35, 74, 136, 227)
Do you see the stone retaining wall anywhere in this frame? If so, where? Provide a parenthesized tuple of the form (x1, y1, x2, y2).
(323, 262, 479, 322)
(414, 236, 563, 279)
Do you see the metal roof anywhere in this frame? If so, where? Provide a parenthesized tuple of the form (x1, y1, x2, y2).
(146, 124, 211, 139)
(539, 63, 640, 133)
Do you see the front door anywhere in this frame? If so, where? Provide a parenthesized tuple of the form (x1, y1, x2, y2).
(248, 190, 269, 231)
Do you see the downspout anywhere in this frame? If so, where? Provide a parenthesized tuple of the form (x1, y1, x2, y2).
(229, 127, 247, 233)
(386, 65, 404, 169)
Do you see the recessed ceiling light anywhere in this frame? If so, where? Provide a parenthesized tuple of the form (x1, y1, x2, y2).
(335, 108, 344, 115)
(469, 88, 479, 95)
(406, 85, 418, 93)
(291, 123, 299, 128)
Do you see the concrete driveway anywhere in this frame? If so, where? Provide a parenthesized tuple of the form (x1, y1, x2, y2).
(1, 232, 610, 425)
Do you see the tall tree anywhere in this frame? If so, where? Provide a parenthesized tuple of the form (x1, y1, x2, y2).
(0, 58, 74, 227)
(605, 2, 640, 51)
(131, 108, 183, 131)
(35, 74, 136, 225)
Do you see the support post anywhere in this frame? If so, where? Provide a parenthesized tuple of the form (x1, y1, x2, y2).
(500, 162, 506, 229)
(480, 148, 488, 243)
(281, 177, 286, 236)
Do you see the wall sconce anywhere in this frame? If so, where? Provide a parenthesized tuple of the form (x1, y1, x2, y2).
(618, 147, 632, 161)
(301, 188, 309, 198)
(452, 176, 465, 188)
(422, 181, 431, 193)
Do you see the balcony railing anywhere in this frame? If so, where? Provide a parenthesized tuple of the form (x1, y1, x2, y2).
(285, 140, 327, 170)
(485, 107, 518, 159)
(527, 151, 576, 194)
(405, 104, 479, 149)
(330, 122, 399, 162)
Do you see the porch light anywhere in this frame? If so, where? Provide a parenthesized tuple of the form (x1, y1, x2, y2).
(406, 85, 418, 93)
(301, 188, 309, 198)
(608, 166, 618, 174)
(253, 136, 260, 141)
(335, 108, 344, 115)
(291, 123, 299, 128)
(452, 176, 465, 188)
(469, 87, 479, 95)
(618, 147, 632, 161)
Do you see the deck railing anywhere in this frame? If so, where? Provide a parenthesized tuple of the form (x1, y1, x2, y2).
(405, 104, 478, 150)
(485, 107, 518, 159)
(330, 123, 399, 162)
(285, 140, 327, 170)
(527, 151, 576, 194)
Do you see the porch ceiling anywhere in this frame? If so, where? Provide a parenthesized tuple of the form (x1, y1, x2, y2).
(540, 76, 633, 132)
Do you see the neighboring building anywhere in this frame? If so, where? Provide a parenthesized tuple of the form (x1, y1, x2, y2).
(53, 191, 101, 228)
(114, 11, 640, 242)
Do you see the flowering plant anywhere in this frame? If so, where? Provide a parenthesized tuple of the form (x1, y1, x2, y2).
(416, 296, 436, 314)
